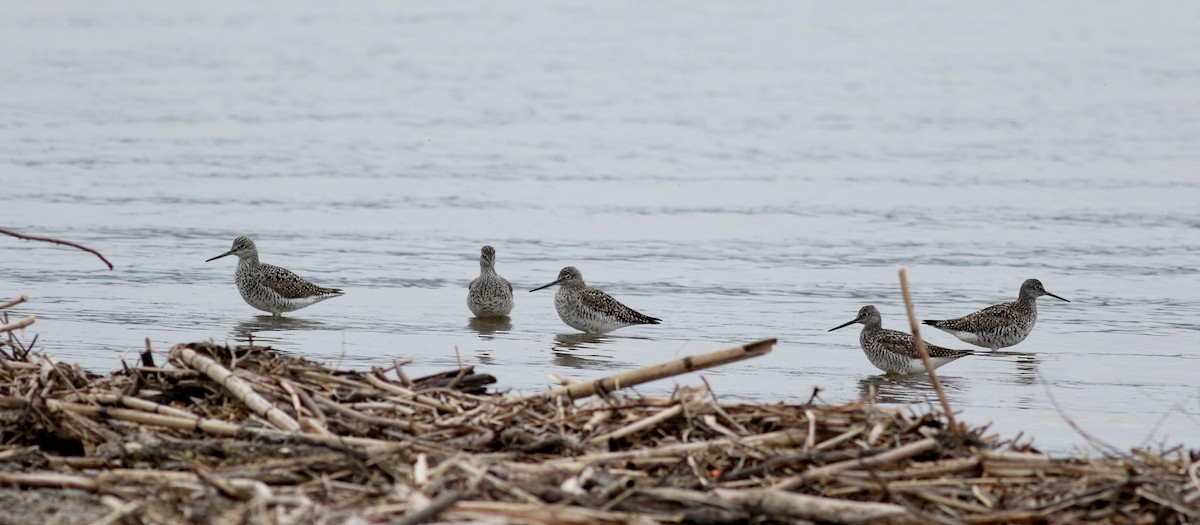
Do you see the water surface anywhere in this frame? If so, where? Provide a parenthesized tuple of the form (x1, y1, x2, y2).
(3, 1, 1199, 453)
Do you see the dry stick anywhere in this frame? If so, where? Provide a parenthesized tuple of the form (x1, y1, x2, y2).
(774, 436, 939, 490)
(0, 361, 37, 370)
(714, 488, 907, 523)
(141, 337, 155, 367)
(363, 372, 459, 413)
(543, 427, 808, 466)
(526, 339, 776, 401)
(45, 399, 407, 452)
(587, 403, 686, 445)
(86, 394, 198, 419)
(0, 228, 114, 270)
(0, 471, 97, 490)
(0, 315, 35, 334)
(0, 295, 29, 310)
(898, 268, 958, 433)
(392, 359, 414, 387)
(171, 345, 300, 432)
(312, 394, 421, 433)
(444, 501, 659, 525)
(394, 491, 465, 525)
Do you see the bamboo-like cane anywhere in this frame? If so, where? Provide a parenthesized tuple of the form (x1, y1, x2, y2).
(45, 399, 405, 452)
(714, 488, 907, 523)
(898, 268, 958, 433)
(0, 295, 29, 310)
(544, 427, 806, 466)
(0, 315, 35, 333)
(170, 345, 300, 432)
(526, 339, 775, 401)
(774, 436, 939, 490)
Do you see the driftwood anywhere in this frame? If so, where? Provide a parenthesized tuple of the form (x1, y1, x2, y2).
(715, 488, 908, 523)
(0, 314, 35, 334)
(526, 338, 775, 401)
(170, 344, 301, 432)
(0, 295, 29, 310)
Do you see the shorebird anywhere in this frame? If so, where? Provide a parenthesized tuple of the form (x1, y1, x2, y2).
(529, 266, 661, 333)
(206, 236, 344, 316)
(467, 245, 514, 318)
(922, 279, 1069, 350)
(830, 305, 972, 374)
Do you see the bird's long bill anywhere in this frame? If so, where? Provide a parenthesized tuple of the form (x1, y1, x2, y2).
(205, 249, 235, 262)
(1046, 291, 1070, 302)
(528, 279, 561, 293)
(828, 319, 858, 332)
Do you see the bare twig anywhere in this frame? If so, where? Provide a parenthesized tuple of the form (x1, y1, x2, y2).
(775, 437, 939, 490)
(898, 268, 958, 433)
(0, 228, 113, 269)
(1036, 369, 1123, 457)
(395, 490, 465, 525)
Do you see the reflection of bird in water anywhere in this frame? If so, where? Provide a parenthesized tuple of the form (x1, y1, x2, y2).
(468, 317, 513, 338)
(923, 279, 1069, 350)
(553, 332, 609, 350)
(972, 349, 1040, 386)
(550, 350, 619, 371)
(550, 333, 646, 370)
(232, 315, 325, 346)
(857, 374, 967, 405)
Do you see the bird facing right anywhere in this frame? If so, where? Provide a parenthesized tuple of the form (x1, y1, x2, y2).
(467, 245, 514, 318)
(830, 305, 972, 374)
(922, 279, 1069, 350)
(529, 266, 661, 334)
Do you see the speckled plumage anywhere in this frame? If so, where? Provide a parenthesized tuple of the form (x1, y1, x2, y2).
(830, 305, 972, 374)
(467, 245, 514, 318)
(923, 279, 1069, 350)
(207, 236, 343, 316)
(529, 266, 660, 333)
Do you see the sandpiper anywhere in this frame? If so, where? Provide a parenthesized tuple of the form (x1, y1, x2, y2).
(206, 236, 344, 316)
(529, 266, 661, 333)
(830, 305, 972, 374)
(922, 279, 1069, 350)
(467, 245, 514, 318)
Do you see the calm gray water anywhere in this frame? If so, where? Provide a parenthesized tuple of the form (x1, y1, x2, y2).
(3, 1, 1198, 453)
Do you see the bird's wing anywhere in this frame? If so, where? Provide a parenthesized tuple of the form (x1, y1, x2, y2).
(260, 264, 342, 299)
(878, 330, 969, 359)
(931, 302, 1014, 331)
(876, 330, 921, 359)
(578, 288, 661, 324)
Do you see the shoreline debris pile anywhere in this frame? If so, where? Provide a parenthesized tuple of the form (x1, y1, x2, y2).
(1, 299, 1197, 524)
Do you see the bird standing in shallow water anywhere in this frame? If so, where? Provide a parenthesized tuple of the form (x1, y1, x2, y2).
(206, 236, 344, 316)
(467, 245, 513, 318)
(922, 279, 1069, 350)
(530, 266, 661, 333)
(830, 305, 972, 374)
